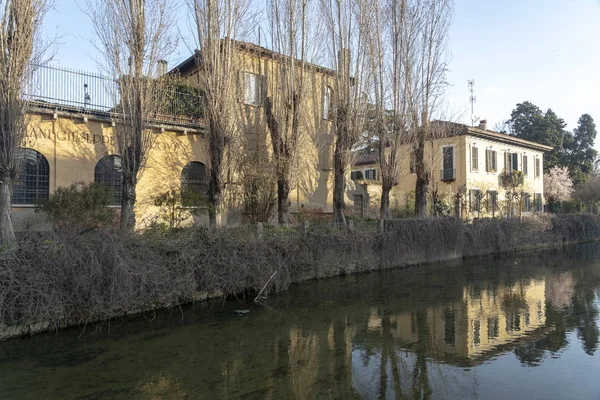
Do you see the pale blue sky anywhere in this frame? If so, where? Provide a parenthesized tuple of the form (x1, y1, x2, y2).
(44, 0, 600, 150)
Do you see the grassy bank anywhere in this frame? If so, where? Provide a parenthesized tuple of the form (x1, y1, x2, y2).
(1, 214, 599, 340)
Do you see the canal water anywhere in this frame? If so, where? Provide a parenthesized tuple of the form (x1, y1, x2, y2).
(1, 244, 599, 399)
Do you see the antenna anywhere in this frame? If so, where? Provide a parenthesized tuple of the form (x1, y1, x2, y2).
(468, 79, 477, 126)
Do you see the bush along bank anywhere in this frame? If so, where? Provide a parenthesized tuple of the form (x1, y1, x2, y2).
(1, 213, 600, 340)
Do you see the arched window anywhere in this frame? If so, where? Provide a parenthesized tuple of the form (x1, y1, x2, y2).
(12, 149, 49, 205)
(94, 155, 123, 206)
(181, 162, 208, 206)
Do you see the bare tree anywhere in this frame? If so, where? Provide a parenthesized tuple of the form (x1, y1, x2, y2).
(407, 0, 453, 217)
(87, 0, 177, 232)
(365, 0, 421, 219)
(0, 0, 51, 244)
(188, 0, 252, 227)
(265, 0, 312, 224)
(320, 0, 370, 226)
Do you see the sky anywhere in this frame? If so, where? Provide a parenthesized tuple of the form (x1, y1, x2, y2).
(43, 0, 600, 151)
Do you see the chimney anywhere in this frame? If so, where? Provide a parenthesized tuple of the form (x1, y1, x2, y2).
(157, 60, 168, 77)
(478, 119, 487, 130)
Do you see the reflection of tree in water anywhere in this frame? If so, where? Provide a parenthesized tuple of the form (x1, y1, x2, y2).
(412, 309, 432, 400)
(572, 292, 599, 356)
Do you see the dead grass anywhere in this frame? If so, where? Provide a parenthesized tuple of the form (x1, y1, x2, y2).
(1, 214, 599, 332)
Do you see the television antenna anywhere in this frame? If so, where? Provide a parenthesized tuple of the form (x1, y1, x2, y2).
(468, 79, 478, 126)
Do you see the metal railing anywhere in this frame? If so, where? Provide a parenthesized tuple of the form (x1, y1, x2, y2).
(23, 64, 204, 128)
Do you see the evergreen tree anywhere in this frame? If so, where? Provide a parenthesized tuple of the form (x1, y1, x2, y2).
(566, 114, 597, 185)
(508, 102, 567, 171)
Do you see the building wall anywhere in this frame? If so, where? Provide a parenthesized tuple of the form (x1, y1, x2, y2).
(180, 48, 347, 216)
(350, 133, 547, 219)
(12, 110, 209, 230)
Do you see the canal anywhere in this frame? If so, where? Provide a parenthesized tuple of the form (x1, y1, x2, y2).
(1, 243, 599, 399)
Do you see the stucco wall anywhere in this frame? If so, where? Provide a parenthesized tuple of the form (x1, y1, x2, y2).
(12, 111, 209, 230)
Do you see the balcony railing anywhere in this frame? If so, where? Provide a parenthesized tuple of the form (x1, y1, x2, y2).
(23, 64, 204, 128)
(441, 168, 456, 181)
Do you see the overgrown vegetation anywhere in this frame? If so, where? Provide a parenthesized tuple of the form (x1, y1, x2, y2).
(35, 182, 117, 232)
(1, 214, 599, 337)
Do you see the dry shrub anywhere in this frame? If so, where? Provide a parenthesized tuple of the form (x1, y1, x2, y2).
(1, 214, 599, 331)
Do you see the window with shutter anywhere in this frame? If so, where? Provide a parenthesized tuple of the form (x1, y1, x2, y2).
(522, 155, 528, 176)
(511, 153, 519, 171)
(485, 150, 491, 172)
(524, 193, 531, 212)
(535, 158, 541, 178)
(471, 146, 479, 171)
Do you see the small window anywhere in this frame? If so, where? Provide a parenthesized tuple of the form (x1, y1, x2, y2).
(535, 157, 541, 178)
(364, 169, 377, 180)
(511, 153, 519, 172)
(350, 170, 363, 180)
(244, 72, 260, 105)
(486, 149, 497, 172)
(471, 146, 479, 171)
(524, 193, 531, 212)
(323, 86, 332, 120)
(522, 154, 528, 176)
(534, 193, 542, 211)
(441, 146, 454, 180)
(181, 162, 208, 206)
(94, 155, 123, 206)
(12, 148, 49, 205)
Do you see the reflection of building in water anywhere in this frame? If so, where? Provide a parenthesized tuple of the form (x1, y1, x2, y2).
(367, 278, 547, 362)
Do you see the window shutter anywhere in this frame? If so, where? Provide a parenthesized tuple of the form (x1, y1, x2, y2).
(492, 151, 497, 171)
(485, 150, 490, 171)
(512, 153, 519, 171)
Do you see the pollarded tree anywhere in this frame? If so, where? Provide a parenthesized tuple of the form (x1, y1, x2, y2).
(87, 0, 178, 232)
(188, 0, 253, 227)
(265, 0, 314, 224)
(544, 166, 573, 211)
(0, 0, 51, 245)
(365, 0, 421, 219)
(320, 0, 371, 226)
(408, 0, 453, 217)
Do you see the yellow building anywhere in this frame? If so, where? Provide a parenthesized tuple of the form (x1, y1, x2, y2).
(12, 41, 344, 230)
(351, 120, 553, 219)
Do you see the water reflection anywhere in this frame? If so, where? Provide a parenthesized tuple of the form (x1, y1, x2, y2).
(1, 244, 600, 399)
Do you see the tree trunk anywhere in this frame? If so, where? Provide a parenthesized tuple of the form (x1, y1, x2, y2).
(208, 166, 221, 227)
(332, 148, 347, 227)
(0, 177, 16, 245)
(277, 178, 290, 225)
(380, 186, 391, 220)
(120, 174, 136, 232)
(414, 135, 428, 217)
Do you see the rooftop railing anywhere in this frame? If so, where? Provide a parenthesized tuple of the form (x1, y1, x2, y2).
(23, 64, 204, 129)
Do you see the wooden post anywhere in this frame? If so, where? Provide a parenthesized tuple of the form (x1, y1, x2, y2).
(256, 222, 263, 239)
